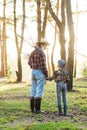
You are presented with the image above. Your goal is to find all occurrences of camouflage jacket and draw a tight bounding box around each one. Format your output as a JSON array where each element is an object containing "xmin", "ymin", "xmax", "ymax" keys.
[{"xmin": 49, "ymin": 69, "xmax": 70, "ymax": 83}]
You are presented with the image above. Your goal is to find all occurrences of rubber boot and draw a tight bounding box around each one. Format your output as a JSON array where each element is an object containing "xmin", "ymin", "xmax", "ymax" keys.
[
  {"xmin": 58, "ymin": 106, "xmax": 63, "ymax": 116},
  {"xmin": 30, "ymin": 97, "xmax": 34, "ymax": 113},
  {"xmin": 35, "ymin": 97, "xmax": 41, "ymax": 114},
  {"xmin": 64, "ymin": 106, "xmax": 67, "ymax": 116}
]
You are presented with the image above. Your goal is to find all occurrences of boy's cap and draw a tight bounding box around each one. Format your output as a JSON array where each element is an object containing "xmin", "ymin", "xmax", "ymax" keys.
[
  {"xmin": 36, "ymin": 39, "xmax": 49, "ymax": 46},
  {"xmin": 58, "ymin": 59, "xmax": 65, "ymax": 68}
]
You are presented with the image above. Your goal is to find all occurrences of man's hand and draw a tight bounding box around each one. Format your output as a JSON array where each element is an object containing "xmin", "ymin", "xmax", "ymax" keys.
[{"xmin": 46, "ymin": 77, "xmax": 53, "ymax": 81}]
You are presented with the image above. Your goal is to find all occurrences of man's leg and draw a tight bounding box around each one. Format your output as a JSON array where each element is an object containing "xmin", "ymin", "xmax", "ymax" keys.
[
  {"xmin": 35, "ymin": 70, "xmax": 45, "ymax": 113},
  {"xmin": 30, "ymin": 97, "xmax": 35, "ymax": 113},
  {"xmin": 30, "ymin": 70, "xmax": 37, "ymax": 113},
  {"xmin": 62, "ymin": 84, "xmax": 67, "ymax": 116}
]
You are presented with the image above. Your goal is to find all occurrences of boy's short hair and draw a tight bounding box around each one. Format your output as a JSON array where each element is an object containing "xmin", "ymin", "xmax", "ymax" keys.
[{"xmin": 58, "ymin": 59, "xmax": 65, "ymax": 68}]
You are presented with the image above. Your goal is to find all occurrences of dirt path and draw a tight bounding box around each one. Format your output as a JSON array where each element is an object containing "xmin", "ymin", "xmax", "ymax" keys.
[
  {"xmin": 0, "ymin": 78, "xmax": 29, "ymax": 91},
  {"xmin": 7, "ymin": 111, "xmax": 87, "ymax": 129}
]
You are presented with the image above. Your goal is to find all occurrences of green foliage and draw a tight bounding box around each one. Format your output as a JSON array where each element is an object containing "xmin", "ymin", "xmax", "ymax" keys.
[
  {"xmin": 29, "ymin": 122, "xmax": 80, "ymax": 130},
  {"xmin": 6, "ymin": 65, "xmax": 12, "ymax": 78},
  {"xmin": 81, "ymin": 66, "xmax": 87, "ymax": 77}
]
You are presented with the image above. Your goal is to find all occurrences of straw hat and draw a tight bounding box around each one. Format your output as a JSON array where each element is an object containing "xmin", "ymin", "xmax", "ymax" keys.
[{"xmin": 36, "ymin": 39, "xmax": 49, "ymax": 46}]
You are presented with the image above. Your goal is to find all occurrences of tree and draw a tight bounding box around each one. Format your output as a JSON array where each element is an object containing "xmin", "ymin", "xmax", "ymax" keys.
[
  {"xmin": 46, "ymin": 0, "xmax": 75, "ymax": 90},
  {"xmin": 36, "ymin": 0, "xmax": 51, "ymax": 76},
  {"xmin": 51, "ymin": 0, "xmax": 59, "ymax": 73},
  {"xmin": 73, "ymin": 0, "xmax": 78, "ymax": 78},
  {"xmin": 41, "ymin": 1, "xmax": 48, "ymax": 38},
  {"xmin": 36, "ymin": 0, "xmax": 41, "ymax": 41},
  {"xmin": 1, "ymin": 0, "xmax": 7, "ymax": 77},
  {"xmin": 46, "ymin": 0, "xmax": 66, "ymax": 61},
  {"xmin": 14, "ymin": 0, "xmax": 25, "ymax": 82},
  {"xmin": 41, "ymin": 1, "xmax": 51, "ymax": 76},
  {"xmin": 66, "ymin": 0, "xmax": 75, "ymax": 90}
]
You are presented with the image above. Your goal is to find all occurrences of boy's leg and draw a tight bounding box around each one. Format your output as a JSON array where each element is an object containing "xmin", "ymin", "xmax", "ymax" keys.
[
  {"xmin": 62, "ymin": 84, "xmax": 67, "ymax": 116},
  {"xmin": 56, "ymin": 84, "xmax": 62, "ymax": 116}
]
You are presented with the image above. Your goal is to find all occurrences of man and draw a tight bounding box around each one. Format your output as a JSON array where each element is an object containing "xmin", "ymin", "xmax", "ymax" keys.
[{"xmin": 28, "ymin": 39, "xmax": 49, "ymax": 113}]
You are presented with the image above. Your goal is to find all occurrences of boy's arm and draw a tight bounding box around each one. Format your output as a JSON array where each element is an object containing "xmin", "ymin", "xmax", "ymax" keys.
[
  {"xmin": 64, "ymin": 71, "xmax": 70, "ymax": 83},
  {"xmin": 46, "ymin": 76, "xmax": 54, "ymax": 81},
  {"xmin": 46, "ymin": 71, "xmax": 57, "ymax": 81}
]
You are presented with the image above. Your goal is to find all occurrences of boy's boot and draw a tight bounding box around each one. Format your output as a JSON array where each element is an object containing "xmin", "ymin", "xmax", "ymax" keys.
[
  {"xmin": 64, "ymin": 107, "xmax": 67, "ymax": 116},
  {"xmin": 58, "ymin": 106, "xmax": 63, "ymax": 116},
  {"xmin": 35, "ymin": 97, "xmax": 41, "ymax": 114},
  {"xmin": 30, "ymin": 97, "xmax": 35, "ymax": 113}
]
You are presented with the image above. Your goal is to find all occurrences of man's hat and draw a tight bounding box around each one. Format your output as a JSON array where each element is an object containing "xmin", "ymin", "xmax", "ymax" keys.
[
  {"xmin": 36, "ymin": 39, "xmax": 49, "ymax": 46},
  {"xmin": 58, "ymin": 59, "xmax": 65, "ymax": 68}
]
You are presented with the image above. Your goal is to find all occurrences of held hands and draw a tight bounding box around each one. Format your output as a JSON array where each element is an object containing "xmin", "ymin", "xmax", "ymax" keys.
[{"xmin": 46, "ymin": 77, "xmax": 53, "ymax": 81}]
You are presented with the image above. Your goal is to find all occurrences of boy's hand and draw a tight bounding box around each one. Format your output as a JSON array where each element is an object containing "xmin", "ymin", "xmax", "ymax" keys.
[
  {"xmin": 46, "ymin": 77, "xmax": 53, "ymax": 81},
  {"xmin": 46, "ymin": 77, "xmax": 49, "ymax": 80}
]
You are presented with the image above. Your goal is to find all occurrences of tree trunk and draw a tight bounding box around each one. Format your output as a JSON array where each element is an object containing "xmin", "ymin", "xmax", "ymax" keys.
[
  {"xmin": 14, "ymin": 0, "xmax": 25, "ymax": 82},
  {"xmin": 59, "ymin": 25, "xmax": 66, "ymax": 60},
  {"xmin": 74, "ymin": 0, "xmax": 78, "ymax": 78},
  {"xmin": 46, "ymin": 0, "xmax": 66, "ymax": 61},
  {"xmin": 41, "ymin": 2, "xmax": 51, "ymax": 76},
  {"xmin": 37, "ymin": 0, "xmax": 41, "ymax": 41},
  {"xmin": 51, "ymin": 26, "xmax": 56, "ymax": 73},
  {"xmin": 51, "ymin": 0, "xmax": 59, "ymax": 73},
  {"xmin": 1, "ymin": 0, "xmax": 7, "ymax": 77},
  {"xmin": 17, "ymin": 53, "xmax": 22, "ymax": 81},
  {"xmin": 66, "ymin": 0, "xmax": 75, "ymax": 90},
  {"xmin": 42, "ymin": 2, "xmax": 48, "ymax": 38}
]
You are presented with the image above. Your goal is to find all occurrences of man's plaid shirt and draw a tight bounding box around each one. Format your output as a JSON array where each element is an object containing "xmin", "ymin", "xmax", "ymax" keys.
[{"xmin": 28, "ymin": 48, "xmax": 48, "ymax": 78}]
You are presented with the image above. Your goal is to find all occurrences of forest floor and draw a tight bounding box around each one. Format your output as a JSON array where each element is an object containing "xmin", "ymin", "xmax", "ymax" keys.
[{"xmin": 0, "ymin": 78, "xmax": 87, "ymax": 130}]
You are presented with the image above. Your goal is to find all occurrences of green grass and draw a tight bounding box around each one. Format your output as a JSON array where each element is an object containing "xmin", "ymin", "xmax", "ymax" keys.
[
  {"xmin": 28, "ymin": 121, "xmax": 81, "ymax": 130},
  {"xmin": 0, "ymin": 79, "xmax": 87, "ymax": 130}
]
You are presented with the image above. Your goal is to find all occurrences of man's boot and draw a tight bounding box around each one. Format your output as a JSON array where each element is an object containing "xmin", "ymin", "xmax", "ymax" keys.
[
  {"xmin": 35, "ymin": 97, "xmax": 41, "ymax": 114},
  {"xmin": 30, "ymin": 97, "xmax": 34, "ymax": 113}
]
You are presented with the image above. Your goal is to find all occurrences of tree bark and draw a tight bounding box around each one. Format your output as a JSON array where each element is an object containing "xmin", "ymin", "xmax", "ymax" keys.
[
  {"xmin": 46, "ymin": 0, "xmax": 66, "ymax": 61},
  {"xmin": 66, "ymin": 0, "xmax": 75, "ymax": 90},
  {"xmin": 51, "ymin": 0, "xmax": 59, "ymax": 73},
  {"xmin": 14, "ymin": 0, "xmax": 25, "ymax": 82},
  {"xmin": 37, "ymin": 0, "xmax": 41, "ymax": 41},
  {"xmin": 1, "ymin": 0, "xmax": 7, "ymax": 77}
]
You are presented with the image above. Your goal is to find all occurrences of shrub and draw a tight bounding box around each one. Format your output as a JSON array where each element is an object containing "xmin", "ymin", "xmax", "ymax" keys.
[{"xmin": 82, "ymin": 66, "xmax": 87, "ymax": 77}]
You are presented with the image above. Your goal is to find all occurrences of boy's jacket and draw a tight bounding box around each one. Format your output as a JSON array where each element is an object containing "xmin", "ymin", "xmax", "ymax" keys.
[{"xmin": 49, "ymin": 69, "xmax": 70, "ymax": 83}]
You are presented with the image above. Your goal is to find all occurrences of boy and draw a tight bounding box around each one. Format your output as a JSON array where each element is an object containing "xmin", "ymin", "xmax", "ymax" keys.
[{"xmin": 48, "ymin": 59, "xmax": 70, "ymax": 116}]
